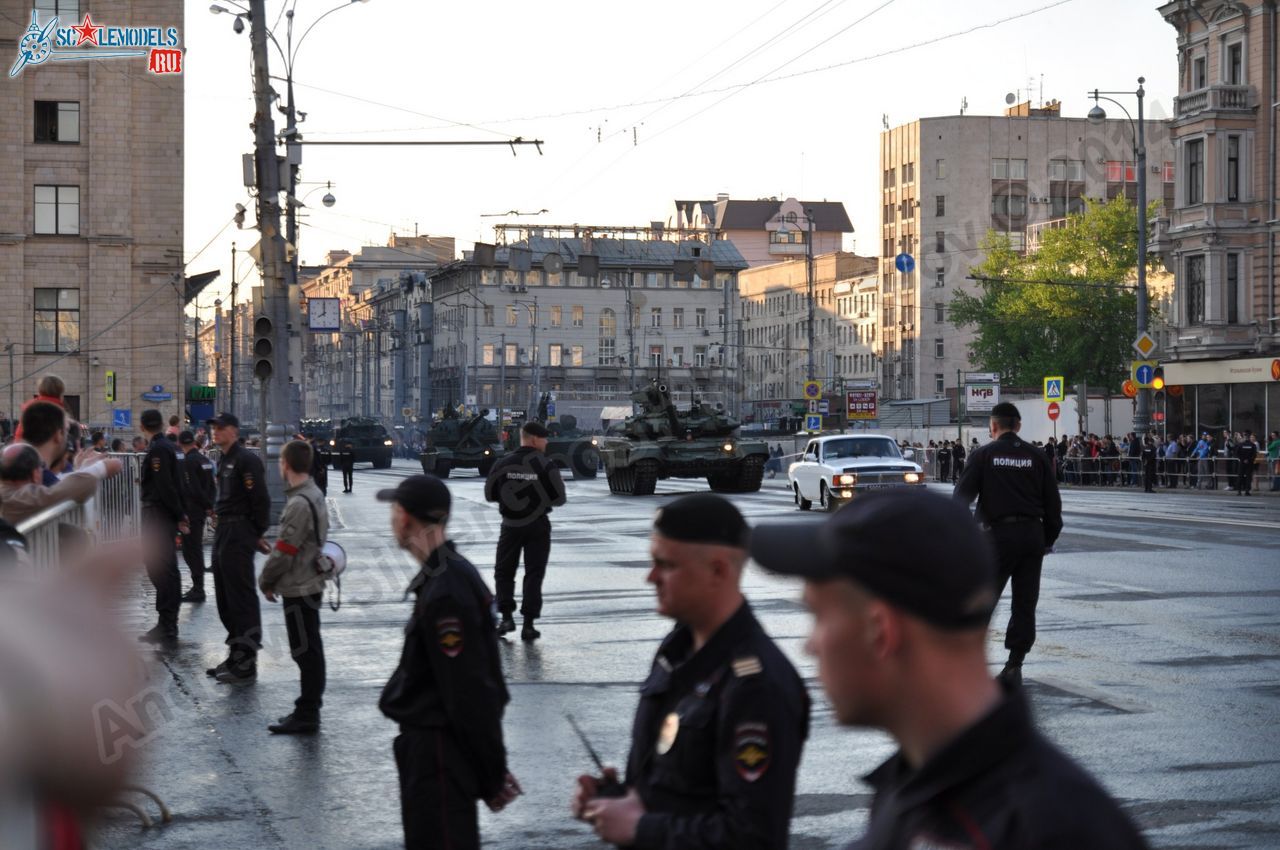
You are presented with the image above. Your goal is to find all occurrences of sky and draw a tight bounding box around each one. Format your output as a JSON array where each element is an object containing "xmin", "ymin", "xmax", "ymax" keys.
[{"xmin": 183, "ymin": 0, "xmax": 1180, "ymax": 312}]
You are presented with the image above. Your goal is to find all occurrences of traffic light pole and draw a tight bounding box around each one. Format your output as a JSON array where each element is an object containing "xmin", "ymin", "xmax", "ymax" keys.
[{"xmin": 249, "ymin": 0, "xmax": 290, "ymax": 519}]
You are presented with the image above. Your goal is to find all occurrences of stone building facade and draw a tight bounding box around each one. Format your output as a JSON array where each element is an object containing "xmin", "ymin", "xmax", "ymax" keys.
[{"xmin": 0, "ymin": 0, "xmax": 184, "ymax": 431}]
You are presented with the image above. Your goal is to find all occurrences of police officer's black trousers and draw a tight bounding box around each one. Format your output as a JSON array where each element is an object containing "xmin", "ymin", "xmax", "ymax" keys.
[
  {"xmin": 282, "ymin": 592, "xmax": 325, "ymax": 719},
  {"xmin": 494, "ymin": 517, "xmax": 551, "ymax": 619},
  {"xmin": 394, "ymin": 728, "xmax": 480, "ymax": 850},
  {"xmin": 1237, "ymin": 465, "xmax": 1254, "ymax": 494},
  {"xmin": 142, "ymin": 507, "xmax": 180, "ymax": 634},
  {"xmin": 342, "ymin": 464, "xmax": 354, "ymax": 491},
  {"xmin": 181, "ymin": 515, "xmax": 206, "ymax": 592},
  {"xmin": 1143, "ymin": 464, "xmax": 1157, "ymax": 492},
  {"xmin": 212, "ymin": 519, "xmax": 263, "ymax": 669},
  {"xmin": 990, "ymin": 521, "xmax": 1045, "ymax": 656}
]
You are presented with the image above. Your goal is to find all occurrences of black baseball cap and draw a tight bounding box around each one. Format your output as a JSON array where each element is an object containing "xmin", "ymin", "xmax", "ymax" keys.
[
  {"xmin": 177, "ymin": 430, "xmax": 195, "ymax": 445},
  {"xmin": 207, "ymin": 411, "xmax": 240, "ymax": 429},
  {"xmin": 654, "ymin": 493, "xmax": 749, "ymax": 549},
  {"xmin": 376, "ymin": 474, "xmax": 451, "ymax": 524},
  {"xmin": 140, "ymin": 408, "xmax": 163, "ymax": 430},
  {"xmin": 750, "ymin": 489, "xmax": 997, "ymax": 630}
]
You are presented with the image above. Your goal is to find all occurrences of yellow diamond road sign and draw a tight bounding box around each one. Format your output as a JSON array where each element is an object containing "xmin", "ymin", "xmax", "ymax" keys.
[{"xmin": 1133, "ymin": 332, "xmax": 1158, "ymax": 358}]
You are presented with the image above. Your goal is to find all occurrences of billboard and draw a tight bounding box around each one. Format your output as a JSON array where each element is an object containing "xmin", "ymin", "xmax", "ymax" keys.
[
  {"xmin": 846, "ymin": 390, "xmax": 877, "ymax": 421},
  {"xmin": 965, "ymin": 383, "xmax": 1000, "ymax": 413}
]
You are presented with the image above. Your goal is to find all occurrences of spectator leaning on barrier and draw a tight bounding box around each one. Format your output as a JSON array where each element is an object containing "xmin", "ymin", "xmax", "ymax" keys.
[
  {"xmin": 0, "ymin": 442, "xmax": 122, "ymax": 526},
  {"xmin": 20, "ymin": 401, "xmax": 71, "ymax": 486}
]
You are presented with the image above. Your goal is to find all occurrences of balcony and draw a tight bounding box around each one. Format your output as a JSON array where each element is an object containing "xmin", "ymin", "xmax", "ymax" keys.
[
  {"xmin": 1174, "ymin": 84, "xmax": 1252, "ymax": 119},
  {"xmin": 1025, "ymin": 217, "xmax": 1070, "ymax": 252}
]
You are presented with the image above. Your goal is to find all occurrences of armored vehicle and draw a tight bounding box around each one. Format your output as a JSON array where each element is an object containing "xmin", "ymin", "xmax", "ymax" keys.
[
  {"xmin": 597, "ymin": 382, "xmax": 769, "ymax": 495},
  {"xmin": 420, "ymin": 409, "xmax": 505, "ymax": 478},
  {"xmin": 520, "ymin": 393, "xmax": 599, "ymax": 479},
  {"xmin": 332, "ymin": 416, "xmax": 394, "ymax": 469}
]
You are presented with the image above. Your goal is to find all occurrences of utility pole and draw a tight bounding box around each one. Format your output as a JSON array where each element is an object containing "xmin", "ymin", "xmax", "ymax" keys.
[
  {"xmin": 497, "ymin": 332, "xmax": 506, "ymax": 432},
  {"xmin": 229, "ymin": 242, "xmax": 237, "ymax": 416},
  {"xmin": 806, "ymin": 210, "xmax": 815, "ymax": 382},
  {"xmin": 248, "ymin": 0, "xmax": 290, "ymax": 514}
]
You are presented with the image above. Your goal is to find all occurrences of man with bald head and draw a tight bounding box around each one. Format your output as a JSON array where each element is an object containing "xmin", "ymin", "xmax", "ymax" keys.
[
  {"xmin": 751, "ymin": 489, "xmax": 1147, "ymax": 850},
  {"xmin": 572, "ymin": 493, "xmax": 809, "ymax": 849}
]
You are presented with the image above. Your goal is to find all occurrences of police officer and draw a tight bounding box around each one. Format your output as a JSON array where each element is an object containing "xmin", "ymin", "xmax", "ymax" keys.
[
  {"xmin": 338, "ymin": 440, "xmax": 356, "ymax": 493},
  {"xmin": 1235, "ymin": 431, "xmax": 1259, "ymax": 496},
  {"xmin": 178, "ymin": 430, "xmax": 216, "ymax": 603},
  {"xmin": 1141, "ymin": 435, "xmax": 1159, "ymax": 493},
  {"xmin": 484, "ymin": 420, "xmax": 566, "ymax": 641},
  {"xmin": 749, "ymin": 490, "xmax": 1149, "ymax": 850},
  {"xmin": 377, "ymin": 475, "xmax": 521, "ymax": 849},
  {"xmin": 138, "ymin": 409, "xmax": 188, "ymax": 647},
  {"xmin": 206, "ymin": 412, "xmax": 270, "ymax": 684},
  {"xmin": 308, "ymin": 435, "xmax": 330, "ymax": 496},
  {"xmin": 954, "ymin": 401, "xmax": 1062, "ymax": 686},
  {"xmin": 572, "ymin": 494, "xmax": 809, "ymax": 848}
]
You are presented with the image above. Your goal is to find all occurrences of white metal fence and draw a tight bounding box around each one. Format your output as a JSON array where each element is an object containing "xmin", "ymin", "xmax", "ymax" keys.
[{"xmin": 14, "ymin": 453, "xmax": 144, "ymax": 568}]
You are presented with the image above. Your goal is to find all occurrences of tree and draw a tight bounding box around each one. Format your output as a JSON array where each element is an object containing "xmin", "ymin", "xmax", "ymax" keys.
[{"xmin": 949, "ymin": 195, "xmax": 1159, "ymax": 395}]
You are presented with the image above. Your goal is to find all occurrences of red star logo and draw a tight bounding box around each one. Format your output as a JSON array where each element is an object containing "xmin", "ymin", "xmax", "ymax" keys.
[{"xmin": 71, "ymin": 13, "xmax": 102, "ymax": 47}]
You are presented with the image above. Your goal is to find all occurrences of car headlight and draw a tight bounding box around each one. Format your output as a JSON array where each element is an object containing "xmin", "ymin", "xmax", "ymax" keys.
[
  {"xmin": 383, "ymin": 439, "xmax": 394, "ymax": 446},
  {"xmin": 722, "ymin": 442, "xmax": 734, "ymax": 452},
  {"xmin": 904, "ymin": 472, "xmax": 921, "ymax": 484},
  {"xmin": 328, "ymin": 440, "xmax": 335, "ymax": 446},
  {"xmin": 590, "ymin": 438, "xmax": 598, "ymax": 446},
  {"xmin": 835, "ymin": 473, "xmax": 857, "ymax": 486}
]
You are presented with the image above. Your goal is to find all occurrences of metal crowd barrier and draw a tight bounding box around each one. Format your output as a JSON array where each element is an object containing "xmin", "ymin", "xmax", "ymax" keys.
[
  {"xmin": 13, "ymin": 453, "xmax": 144, "ymax": 568},
  {"xmin": 1057, "ymin": 455, "xmax": 1266, "ymax": 490}
]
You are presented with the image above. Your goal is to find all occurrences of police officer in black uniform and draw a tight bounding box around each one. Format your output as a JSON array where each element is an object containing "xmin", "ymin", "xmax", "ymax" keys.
[
  {"xmin": 377, "ymin": 475, "xmax": 521, "ymax": 850},
  {"xmin": 1141, "ymin": 435, "xmax": 1159, "ymax": 493},
  {"xmin": 1235, "ymin": 431, "xmax": 1260, "ymax": 496},
  {"xmin": 206, "ymin": 412, "xmax": 270, "ymax": 684},
  {"xmin": 572, "ymin": 494, "xmax": 809, "ymax": 849},
  {"xmin": 178, "ymin": 430, "xmax": 216, "ymax": 602},
  {"xmin": 338, "ymin": 440, "xmax": 356, "ymax": 492},
  {"xmin": 749, "ymin": 490, "xmax": 1148, "ymax": 850},
  {"xmin": 484, "ymin": 420, "xmax": 566, "ymax": 641},
  {"xmin": 954, "ymin": 401, "xmax": 1062, "ymax": 687},
  {"xmin": 138, "ymin": 409, "xmax": 188, "ymax": 647}
]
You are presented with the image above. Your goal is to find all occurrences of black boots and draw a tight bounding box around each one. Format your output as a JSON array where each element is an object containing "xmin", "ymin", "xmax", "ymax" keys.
[
  {"xmin": 998, "ymin": 650, "xmax": 1026, "ymax": 688},
  {"xmin": 498, "ymin": 614, "xmax": 516, "ymax": 635},
  {"xmin": 268, "ymin": 713, "xmax": 319, "ymax": 735},
  {"xmin": 521, "ymin": 618, "xmax": 541, "ymax": 642}
]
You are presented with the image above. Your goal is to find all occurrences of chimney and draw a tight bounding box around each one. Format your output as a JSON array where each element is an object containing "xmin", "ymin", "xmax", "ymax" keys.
[{"xmin": 650, "ymin": 221, "xmax": 665, "ymax": 239}]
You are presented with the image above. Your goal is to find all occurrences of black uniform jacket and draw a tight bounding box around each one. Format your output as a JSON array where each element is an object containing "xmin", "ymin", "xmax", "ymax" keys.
[
  {"xmin": 484, "ymin": 446, "xmax": 566, "ymax": 524},
  {"xmin": 141, "ymin": 434, "xmax": 186, "ymax": 524},
  {"xmin": 847, "ymin": 686, "xmax": 1149, "ymax": 850},
  {"xmin": 954, "ymin": 432, "xmax": 1063, "ymax": 547},
  {"xmin": 181, "ymin": 449, "xmax": 217, "ymax": 516},
  {"xmin": 214, "ymin": 442, "xmax": 270, "ymax": 536},
  {"xmin": 626, "ymin": 602, "xmax": 810, "ymax": 850},
  {"xmin": 379, "ymin": 541, "xmax": 510, "ymax": 801}
]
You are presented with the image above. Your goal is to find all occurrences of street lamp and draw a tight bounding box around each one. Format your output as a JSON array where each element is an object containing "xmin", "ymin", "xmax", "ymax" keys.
[
  {"xmin": 600, "ymin": 273, "xmax": 635, "ymax": 390},
  {"xmin": 1088, "ymin": 76, "xmax": 1151, "ymax": 433}
]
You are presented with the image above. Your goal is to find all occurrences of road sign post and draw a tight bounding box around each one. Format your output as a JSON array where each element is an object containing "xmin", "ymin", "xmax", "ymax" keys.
[{"xmin": 1047, "ymin": 400, "xmax": 1060, "ymax": 442}]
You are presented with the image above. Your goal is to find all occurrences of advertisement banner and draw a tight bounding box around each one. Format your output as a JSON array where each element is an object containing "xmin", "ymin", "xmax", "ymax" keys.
[
  {"xmin": 965, "ymin": 383, "xmax": 1000, "ymax": 413},
  {"xmin": 846, "ymin": 390, "xmax": 877, "ymax": 420}
]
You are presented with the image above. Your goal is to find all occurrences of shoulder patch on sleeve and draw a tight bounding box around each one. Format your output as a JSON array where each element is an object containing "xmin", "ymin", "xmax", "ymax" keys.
[
  {"xmin": 437, "ymin": 617, "xmax": 463, "ymax": 657},
  {"xmin": 732, "ymin": 722, "xmax": 771, "ymax": 781},
  {"xmin": 150, "ymin": 457, "xmax": 161, "ymax": 471},
  {"xmin": 732, "ymin": 656, "xmax": 762, "ymax": 678},
  {"xmin": 243, "ymin": 471, "xmax": 255, "ymax": 490}
]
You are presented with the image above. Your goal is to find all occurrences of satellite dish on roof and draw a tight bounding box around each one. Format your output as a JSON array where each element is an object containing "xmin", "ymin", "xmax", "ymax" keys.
[
  {"xmin": 1005, "ymin": 92, "xmax": 1016, "ymax": 105},
  {"xmin": 543, "ymin": 253, "xmax": 563, "ymax": 274}
]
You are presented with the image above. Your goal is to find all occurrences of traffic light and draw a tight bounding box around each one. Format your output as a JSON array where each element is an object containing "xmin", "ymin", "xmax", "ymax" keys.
[
  {"xmin": 1151, "ymin": 366, "xmax": 1165, "ymax": 391},
  {"xmin": 253, "ymin": 315, "xmax": 274, "ymax": 380}
]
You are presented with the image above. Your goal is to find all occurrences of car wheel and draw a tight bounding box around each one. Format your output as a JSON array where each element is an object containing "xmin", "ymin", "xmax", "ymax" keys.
[
  {"xmin": 794, "ymin": 483, "xmax": 812, "ymax": 511},
  {"xmin": 820, "ymin": 483, "xmax": 839, "ymax": 512}
]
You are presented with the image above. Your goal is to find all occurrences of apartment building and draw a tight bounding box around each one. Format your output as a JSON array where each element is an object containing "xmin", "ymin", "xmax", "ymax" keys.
[
  {"xmin": 428, "ymin": 228, "xmax": 747, "ymax": 428},
  {"xmin": 879, "ymin": 102, "xmax": 1174, "ymax": 401},
  {"xmin": 666, "ymin": 195, "xmax": 852, "ymax": 267},
  {"xmin": 737, "ymin": 252, "xmax": 878, "ymax": 424},
  {"xmin": 0, "ymin": 1, "xmax": 184, "ymax": 430},
  {"xmin": 1153, "ymin": 0, "xmax": 1280, "ymax": 437}
]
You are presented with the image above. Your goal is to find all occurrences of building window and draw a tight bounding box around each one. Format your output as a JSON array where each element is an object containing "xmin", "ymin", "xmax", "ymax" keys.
[
  {"xmin": 549, "ymin": 344, "xmax": 562, "ymax": 367},
  {"xmin": 883, "ymin": 167, "xmax": 896, "ymax": 188},
  {"xmin": 1186, "ymin": 139, "xmax": 1204, "ymax": 205},
  {"xmin": 650, "ymin": 307, "xmax": 662, "ymax": 328},
  {"xmin": 598, "ymin": 337, "xmax": 616, "ymax": 365},
  {"xmin": 1163, "ymin": 161, "xmax": 1175, "ymax": 183},
  {"xmin": 550, "ymin": 305, "xmax": 562, "ymax": 327},
  {"xmin": 935, "ymin": 268, "xmax": 945, "ymax": 288},
  {"xmin": 482, "ymin": 305, "xmax": 494, "ymax": 326},
  {"xmin": 1226, "ymin": 134, "xmax": 1240, "ymax": 202},
  {"xmin": 672, "ymin": 307, "xmax": 684, "ymax": 329},
  {"xmin": 1226, "ymin": 41, "xmax": 1243, "ymax": 85},
  {"xmin": 506, "ymin": 305, "xmax": 518, "ymax": 326},
  {"xmin": 935, "ymin": 303, "xmax": 945, "ymax": 323},
  {"xmin": 648, "ymin": 345, "xmax": 663, "ymax": 368},
  {"xmin": 992, "ymin": 158, "xmax": 1027, "ymax": 180},
  {"xmin": 672, "ymin": 346, "xmax": 685, "ymax": 367},
  {"xmin": 482, "ymin": 344, "xmax": 495, "ymax": 366},
  {"xmin": 571, "ymin": 305, "xmax": 584, "ymax": 327},
  {"xmin": 1048, "ymin": 159, "xmax": 1084, "ymax": 181},
  {"xmin": 1192, "ymin": 54, "xmax": 1207, "ymax": 89},
  {"xmin": 934, "ymin": 338, "xmax": 944, "ymax": 358},
  {"xmin": 571, "ymin": 345, "xmax": 584, "ymax": 367},
  {"xmin": 935, "ymin": 231, "xmax": 945, "ymax": 253},
  {"xmin": 34, "ymin": 288, "xmax": 79, "ymax": 353},
  {"xmin": 33, "ymin": 185, "xmax": 79, "ymax": 235},
  {"xmin": 935, "ymin": 373, "xmax": 945, "ymax": 394},
  {"xmin": 694, "ymin": 346, "xmax": 707, "ymax": 367},
  {"xmin": 34, "ymin": 1, "xmax": 79, "ymax": 18},
  {"xmin": 1226, "ymin": 253, "xmax": 1240, "ymax": 324},
  {"xmin": 34, "ymin": 101, "xmax": 79, "ymax": 144},
  {"xmin": 935, "ymin": 159, "xmax": 946, "ymax": 180},
  {"xmin": 599, "ymin": 307, "xmax": 617, "ymax": 338},
  {"xmin": 504, "ymin": 342, "xmax": 517, "ymax": 366},
  {"xmin": 695, "ymin": 308, "xmax": 707, "ymax": 329},
  {"xmin": 1106, "ymin": 160, "xmax": 1137, "ymax": 182},
  {"xmin": 1185, "ymin": 254, "xmax": 1205, "ymax": 325},
  {"xmin": 718, "ymin": 308, "xmax": 725, "ymax": 327},
  {"xmin": 936, "ymin": 195, "xmax": 945, "ymax": 217},
  {"xmin": 991, "ymin": 194, "xmax": 1026, "ymax": 218}
]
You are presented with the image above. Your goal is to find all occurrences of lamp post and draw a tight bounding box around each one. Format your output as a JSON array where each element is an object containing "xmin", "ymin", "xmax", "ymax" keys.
[
  {"xmin": 601, "ymin": 272, "xmax": 635, "ymax": 390},
  {"xmin": 504, "ymin": 289, "xmax": 540, "ymax": 417},
  {"xmin": 1088, "ymin": 76, "xmax": 1150, "ymax": 433}
]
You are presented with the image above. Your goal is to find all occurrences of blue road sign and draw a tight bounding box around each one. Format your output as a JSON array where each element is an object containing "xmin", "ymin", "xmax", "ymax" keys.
[
  {"xmin": 804, "ymin": 414, "xmax": 823, "ymax": 431},
  {"xmin": 112, "ymin": 409, "xmax": 131, "ymax": 428},
  {"xmin": 1135, "ymin": 363, "xmax": 1154, "ymax": 385},
  {"xmin": 546, "ymin": 402, "xmax": 556, "ymax": 417},
  {"xmin": 894, "ymin": 253, "xmax": 916, "ymax": 274}
]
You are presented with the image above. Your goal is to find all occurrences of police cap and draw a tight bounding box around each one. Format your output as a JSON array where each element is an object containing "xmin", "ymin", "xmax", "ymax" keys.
[
  {"xmin": 750, "ymin": 489, "xmax": 997, "ymax": 630},
  {"xmin": 522, "ymin": 421, "xmax": 550, "ymax": 438},
  {"xmin": 653, "ymin": 493, "xmax": 749, "ymax": 549},
  {"xmin": 376, "ymin": 474, "xmax": 451, "ymax": 524},
  {"xmin": 140, "ymin": 409, "xmax": 163, "ymax": 430},
  {"xmin": 178, "ymin": 430, "xmax": 195, "ymax": 445}
]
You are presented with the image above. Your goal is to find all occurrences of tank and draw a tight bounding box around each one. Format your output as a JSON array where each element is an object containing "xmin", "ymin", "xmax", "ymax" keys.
[
  {"xmin": 332, "ymin": 416, "xmax": 394, "ymax": 469},
  {"xmin": 420, "ymin": 409, "xmax": 506, "ymax": 478},
  {"xmin": 523, "ymin": 393, "xmax": 600, "ymax": 479},
  {"xmin": 597, "ymin": 381, "xmax": 769, "ymax": 496}
]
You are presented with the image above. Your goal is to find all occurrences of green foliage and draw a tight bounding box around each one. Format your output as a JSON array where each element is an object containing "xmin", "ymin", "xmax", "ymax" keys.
[{"xmin": 949, "ymin": 196, "xmax": 1158, "ymax": 392}]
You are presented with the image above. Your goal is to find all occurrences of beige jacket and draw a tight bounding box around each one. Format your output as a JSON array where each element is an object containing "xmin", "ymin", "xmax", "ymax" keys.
[
  {"xmin": 258, "ymin": 478, "xmax": 329, "ymax": 598},
  {"xmin": 0, "ymin": 465, "xmax": 109, "ymax": 527}
]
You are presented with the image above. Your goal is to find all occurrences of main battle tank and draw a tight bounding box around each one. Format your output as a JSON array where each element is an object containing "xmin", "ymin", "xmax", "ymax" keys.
[
  {"xmin": 420, "ymin": 409, "xmax": 505, "ymax": 478},
  {"xmin": 597, "ymin": 381, "xmax": 768, "ymax": 496},
  {"xmin": 530, "ymin": 393, "xmax": 599, "ymax": 479}
]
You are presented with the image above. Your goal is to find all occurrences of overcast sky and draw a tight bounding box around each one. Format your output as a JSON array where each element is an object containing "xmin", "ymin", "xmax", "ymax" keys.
[{"xmin": 183, "ymin": 0, "xmax": 1178, "ymax": 310}]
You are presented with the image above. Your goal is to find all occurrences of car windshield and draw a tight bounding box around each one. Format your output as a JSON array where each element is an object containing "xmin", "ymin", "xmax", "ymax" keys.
[{"xmin": 822, "ymin": 438, "xmax": 901, "ymax": 460}]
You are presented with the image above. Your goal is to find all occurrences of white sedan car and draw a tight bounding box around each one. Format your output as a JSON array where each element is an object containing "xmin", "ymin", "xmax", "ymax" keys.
[{"xmin": 788, "ymin": 434, "xmax": 925, "ymax": 511}]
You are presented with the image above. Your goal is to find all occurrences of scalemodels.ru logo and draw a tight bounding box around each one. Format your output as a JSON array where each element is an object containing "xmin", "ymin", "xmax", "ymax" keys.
[{"xmin": 9, "ymin": 10, "xmax": 182, "ymax": 78}]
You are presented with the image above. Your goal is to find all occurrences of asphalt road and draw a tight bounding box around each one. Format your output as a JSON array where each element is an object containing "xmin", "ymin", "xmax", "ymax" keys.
[{"xmin": 97, "ymin": 459, "xmax": 1280, "ymax": 849}]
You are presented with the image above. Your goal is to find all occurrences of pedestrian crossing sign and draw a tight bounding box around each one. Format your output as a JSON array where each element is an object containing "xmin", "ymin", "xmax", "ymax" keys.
[
  {"xmin": 1043, "ymin": 376, "xmax": 1065, "ymax": 402},
  {"xmin": 804, "ymin": 414, "xmax": 822, "ymax": 432}
]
